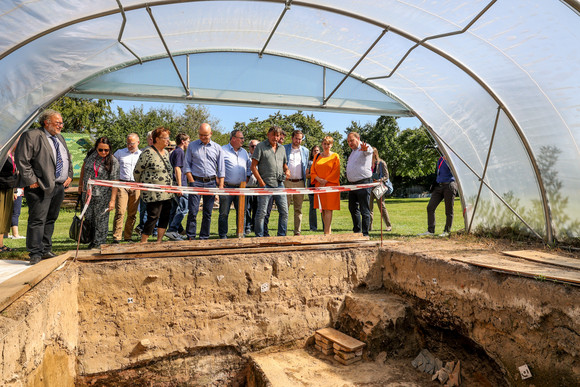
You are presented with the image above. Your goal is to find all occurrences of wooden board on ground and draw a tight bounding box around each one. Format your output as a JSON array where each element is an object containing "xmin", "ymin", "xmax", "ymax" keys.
[
  {"xmin": 78, "ymin": 241, "xmax": 380, "ymax": 261},
  {"xmin": 334, "ymin": 354, "xmax": 361, "ymax": 365},
  {"xmin": 452, "ymin": 255, "xmax": 580, "ymax": 285},
  {"xmin": 99, "ymin": 233, "xmax": 370, "ymax": 255},
  {"xmin": 502, "ymin": 250, "xmax": 580, "ymax": 271},
  {"xmin": 0, "ymin": 252, "xmax": 71, "ymax": 312},
  {"xmin": 315, "ymin": 327, "xmax": 366, "ymax": 352}
]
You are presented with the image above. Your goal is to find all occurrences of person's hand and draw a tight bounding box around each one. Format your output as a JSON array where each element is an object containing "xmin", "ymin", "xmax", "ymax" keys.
[
  {"xmin": 108, "ymin": 200, "xmax": 115, "ymax": 212},
  {"xmin": 259, "ymin": 180, "xmax": 266, "ymax": 188},
  {"xmin": 30, "ymin": 182, "xmax": 39, "ymax": 189},
  {"xmin": 318, "ymin": 178, "xmax": 328, "ymax": 187},
  {"xmin": 64, "ymin": 177, "xmax": 72, "ymax": 188},
  {"xmin": 285, "ymin": 169, "xmax": 291, "ymax": 179},
  {"xmin": 13, "ymin": 193, "xmax": 17, "ymax": 200},
  {"xmin": 360, "ymin": 142, "xmax": 369, "ymax": 152}
]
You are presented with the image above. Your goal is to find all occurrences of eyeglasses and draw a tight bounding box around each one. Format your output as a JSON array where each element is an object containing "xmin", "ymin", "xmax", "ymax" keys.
[
  {"xmin": 236, "ymin": 136, "xmax": 245, "ymax": 140},
  {"xmin": 97, "ymin": 148, "xmax": 110, "ymax": 153},
  {"xmin": 158, "ymin": 137, "xmax": 170, "ymax": 141},
  {"xmin": 50, "ymin": 121, "xmax": 64, "ymax": 126}
]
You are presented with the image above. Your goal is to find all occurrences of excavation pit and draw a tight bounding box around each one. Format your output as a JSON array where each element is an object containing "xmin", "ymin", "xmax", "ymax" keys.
[{"xmin": 1, "ymin": 236, "xmax": 578, "ymax": 386}]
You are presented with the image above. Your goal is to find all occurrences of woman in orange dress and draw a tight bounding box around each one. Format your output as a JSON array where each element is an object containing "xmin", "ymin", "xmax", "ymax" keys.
[{"xmin": 311, "ymin": 136, "xmax": 340, "ymax": 234}]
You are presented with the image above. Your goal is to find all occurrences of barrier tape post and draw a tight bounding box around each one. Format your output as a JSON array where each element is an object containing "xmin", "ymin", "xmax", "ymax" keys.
[{"xmin": 237, "ymin": 181, "xmax": 246, "ymax": 238}]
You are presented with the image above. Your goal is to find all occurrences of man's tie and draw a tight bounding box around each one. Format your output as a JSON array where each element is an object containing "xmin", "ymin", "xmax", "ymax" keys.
[{"xmin": 50, "ymin": 136, "xmax": 63, "ymax": 178}]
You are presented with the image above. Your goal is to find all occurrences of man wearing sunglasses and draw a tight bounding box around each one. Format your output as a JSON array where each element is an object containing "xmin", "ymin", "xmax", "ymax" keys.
[{"xmin": 14, "ymin": 109, "xmax": 73, "ymax": 265}]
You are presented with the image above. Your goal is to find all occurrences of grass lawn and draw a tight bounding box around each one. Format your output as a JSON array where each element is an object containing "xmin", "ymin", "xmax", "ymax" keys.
[{"xmin": 1, "ymin": 196, "xmax": 463, "ymax": 260}]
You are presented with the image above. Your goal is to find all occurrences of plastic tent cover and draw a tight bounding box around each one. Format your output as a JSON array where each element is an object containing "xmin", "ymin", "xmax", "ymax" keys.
[{"xmin": 1, "ymin": 0, "xmax": 579, "ymax": 242}]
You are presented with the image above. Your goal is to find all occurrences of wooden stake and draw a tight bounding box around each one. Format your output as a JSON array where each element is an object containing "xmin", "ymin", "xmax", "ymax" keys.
[{"xmin": 237, "ymin": 182, "xmax": 246, "ymax": 238}]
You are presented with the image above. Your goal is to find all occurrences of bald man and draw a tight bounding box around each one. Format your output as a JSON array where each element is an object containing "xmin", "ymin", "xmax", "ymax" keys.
[{"xmin": 183, "ymin": 123, "xmax": 225, "ymax": 240}]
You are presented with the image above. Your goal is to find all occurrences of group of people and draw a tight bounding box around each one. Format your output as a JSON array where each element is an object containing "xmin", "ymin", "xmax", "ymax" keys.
[{"xmin": 4, "ymin": 108, "xmax": 457, "ymax": 265}]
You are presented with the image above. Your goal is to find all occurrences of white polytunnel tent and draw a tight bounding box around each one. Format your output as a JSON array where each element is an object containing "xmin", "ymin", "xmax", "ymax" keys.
[{"xmin": 1, "ymin": 0, "xmax": 579, "ymax": 243}]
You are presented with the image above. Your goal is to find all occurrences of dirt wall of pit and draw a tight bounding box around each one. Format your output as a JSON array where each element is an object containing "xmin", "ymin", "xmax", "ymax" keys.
[
  {"xmin": 76, "ymin": 248, "xmax": 381, "ymax": 375},
  {"xmin": 0, "ymin": 262, "xmax": 79, "ymax": 387},
  {"xmin": 378, "ymin": 247, "xmax": 580, "ymax": 385}
]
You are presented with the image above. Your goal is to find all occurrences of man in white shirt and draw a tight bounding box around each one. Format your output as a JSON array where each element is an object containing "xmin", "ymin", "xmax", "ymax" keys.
[
  {"xmin": 283, "ymin": 130, "xmax": 309, "ymax": 236},
  {"xmin": 112, "ymin": 133, "xmax": 141, "ymax": 243},
  {"xmin": 346, "ymin": 132, "xmax": 373, "ymax": 237}
]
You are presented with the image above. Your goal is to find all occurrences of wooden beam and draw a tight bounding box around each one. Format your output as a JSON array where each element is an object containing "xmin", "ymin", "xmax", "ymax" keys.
[
  {"xmin": 452, "ymin": 255, "xmax": 580, "ymax": 285},
  {"xmin": 99, "ymin": 233, "xmax": 369, "ymax": 255},
  {"xmin": 0, "ymin": 252, "xmax": 71, "ymax": 312},
  {"xmin": 78, "ymin": 241, "xmax": 380, "ymax": 261},
  {"xmin": 502, "ymin": 250, "xmax": 580, "ymax": 271}
]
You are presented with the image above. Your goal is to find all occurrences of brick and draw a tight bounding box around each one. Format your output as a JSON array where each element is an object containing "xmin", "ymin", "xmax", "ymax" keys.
[{"xmin": 334, "ymin": 354, "xmax": 361, "ymax": 365}]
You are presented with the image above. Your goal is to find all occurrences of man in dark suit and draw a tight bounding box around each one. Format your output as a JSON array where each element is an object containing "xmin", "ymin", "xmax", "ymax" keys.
[{"xmin": 14, "ymin": 109, "xmax": 73, "ymax": 264}]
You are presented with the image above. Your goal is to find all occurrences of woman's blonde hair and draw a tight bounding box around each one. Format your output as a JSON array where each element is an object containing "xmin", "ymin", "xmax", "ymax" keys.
[{"xmin": 322, "ymin": 135, "xmax": 334, "ymax": 145}]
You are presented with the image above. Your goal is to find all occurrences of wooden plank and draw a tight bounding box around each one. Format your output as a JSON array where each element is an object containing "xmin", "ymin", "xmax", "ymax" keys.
[
  {"xmin": 452, "ymin": 255, "xmax": 580, "ymax": 285},
  {"xmin": 315, "ymin": 328, "xmax": 366, "ymax": 352},
  {"xmin": 78, "ymin": 242, "xmax": 380, "ymax": 261},
  {"xmin": 0, "ymin": 252, "xmax": 71, "ymax": 312},
  {"xmin": 502, "ymin": 250, "xmax": 580, "ymax": 271},
  {"xmin": 99, "ymin": 233, "xmax": 370, "ymax": 255}
]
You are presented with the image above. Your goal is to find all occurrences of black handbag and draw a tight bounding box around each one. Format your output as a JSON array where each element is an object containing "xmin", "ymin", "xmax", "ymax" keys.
[{"xmin": 69, "ymin": 196, "xmax": 93, "ymax": 244}]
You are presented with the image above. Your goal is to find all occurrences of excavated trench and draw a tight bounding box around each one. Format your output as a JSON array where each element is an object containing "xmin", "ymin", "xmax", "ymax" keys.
[{"xmin": 1, "ymin": 239, "xmax": 578, "ymax": 386}]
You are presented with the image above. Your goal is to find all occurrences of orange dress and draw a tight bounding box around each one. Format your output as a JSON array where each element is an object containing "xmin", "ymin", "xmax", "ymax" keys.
[{"xmin": 311, "ymin": 152, "xmax": 340, "ymax": 210}]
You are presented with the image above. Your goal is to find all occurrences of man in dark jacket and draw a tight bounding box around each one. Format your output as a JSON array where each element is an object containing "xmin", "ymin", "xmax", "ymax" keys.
[{"xmin": 14, "ymin": 109, "xmax": 73, "ymax": 264}]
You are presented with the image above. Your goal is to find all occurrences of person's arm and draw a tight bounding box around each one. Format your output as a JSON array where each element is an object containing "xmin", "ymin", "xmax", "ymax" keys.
[
  {"xmin": 78, "ymin": 160, "xmax": 86, "ymax": 194},
  {"xmin": 183, "ymin": 146, "xmax": 194, "ymax": 183},
  {"xmin": 251, "ymin": 159, "xmax": 265, "ymax": 187},
  {"xmin": 328, "ymin": 154, "xmax": 341, "ymax": 185},
  {"xmin": 311, "ymin": 157, "xmax": 327, "ymax": 187},
  {"xmin": 380, "ymin": 160, "xmax": 389, "ymax": 181},
  {"xmin": 216, "ymin": 177, "xmax": 224, "ymax": 189},
  {"xmin": 14, "ymin": 133, "xmax": 39, "ymax": 188},
  {"xmin": 174, "ymin": 166, "xmax": 182, "ymax": 186},
  {"xmin": 284, "ymin": 162, "xmax": 290, "ymax": 179}
]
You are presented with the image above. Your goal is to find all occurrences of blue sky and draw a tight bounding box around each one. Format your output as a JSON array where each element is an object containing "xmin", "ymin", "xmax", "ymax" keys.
[{"xmin": 111, "ymin": 100, "xmax": 422, "ymax": 135}]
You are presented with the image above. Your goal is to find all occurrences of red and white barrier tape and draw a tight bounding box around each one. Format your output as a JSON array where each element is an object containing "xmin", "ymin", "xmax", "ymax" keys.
[
  {"xmin": 82, "ymin": 179, "xmax": 378, "ymax": 217},
  {"xmin": 86, "ymin": 179, "xmax": 377, "ymax": 197}
]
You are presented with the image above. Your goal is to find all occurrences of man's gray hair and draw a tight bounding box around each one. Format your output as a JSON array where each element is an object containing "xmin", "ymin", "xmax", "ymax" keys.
[
  {"xmin": 267, "ymin": 126, "xmax": 283, "ymax": 135},
  {"xmin": 348, "ymin": 132, "xmax": 360, "ymax": 139},
  {"xmin": 127, "ymin": 132, "xmax": 139, "ymax": 140},
  {"xmin": 38, "ymin": 109, "xmax": 61, "ymax": 127},
  {"xmin": 230, "ymin": 129, "xmax": 243, "ymax": 140}
]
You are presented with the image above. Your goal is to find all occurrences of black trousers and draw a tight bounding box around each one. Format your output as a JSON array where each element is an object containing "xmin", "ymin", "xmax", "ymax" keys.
[
  {"xmin": 144, "ymin": 199, "xmax": 172, "ymax": 235},
  {"xmin": 348, "ymin": 178, "xmax": 372, "ymax": 236},
  {"xmin": 427, "ymin": 181, "xmax": 458, "ymax": 233},
  {"xmin": 24, "ymin": 183, "xmax": 65, "ymax": 258}
]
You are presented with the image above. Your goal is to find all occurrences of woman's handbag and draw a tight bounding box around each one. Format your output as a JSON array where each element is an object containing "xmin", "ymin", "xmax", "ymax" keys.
[{"xmin": 69, "ymin": 196, "xmax": 93, "ymax": 244}]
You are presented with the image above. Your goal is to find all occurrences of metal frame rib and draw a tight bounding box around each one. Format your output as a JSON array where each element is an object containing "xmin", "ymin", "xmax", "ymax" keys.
[
  {"xmin": 116, "ymin": 0, "xmax": 142, "ymax": 64},
  {"xmin": 259, "ymin": 0, "xmax": 293, "ymax": 58},
  {"xmin": 323, "ymin": 28, "xmax": 388, "ymax": 105},
  {"xmin": 146, "ymin": 5, "xmax": 191, "ymax": 97}
]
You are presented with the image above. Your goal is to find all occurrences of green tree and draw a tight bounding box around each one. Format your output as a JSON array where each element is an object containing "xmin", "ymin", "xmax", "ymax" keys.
[{"xmin": 47, "ymin": 97, "xmax": 112, "ymax": 133}]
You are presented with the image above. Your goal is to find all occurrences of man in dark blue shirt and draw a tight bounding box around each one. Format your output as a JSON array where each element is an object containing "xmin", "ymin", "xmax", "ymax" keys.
[{"xmin": 419, "ymin": 156, "xmax": 458, "ymax": 237}]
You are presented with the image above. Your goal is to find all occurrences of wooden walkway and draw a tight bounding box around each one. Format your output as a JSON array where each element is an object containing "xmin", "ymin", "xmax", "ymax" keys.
[{"xmin": 452, "ymin": 250, "xmax": 580, "ymax": 286}]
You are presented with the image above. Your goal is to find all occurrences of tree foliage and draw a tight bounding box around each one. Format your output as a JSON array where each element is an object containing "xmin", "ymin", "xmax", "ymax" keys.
[{"xmin": 46, "ymin": 97, "xmax": 112, "ymax": 133}]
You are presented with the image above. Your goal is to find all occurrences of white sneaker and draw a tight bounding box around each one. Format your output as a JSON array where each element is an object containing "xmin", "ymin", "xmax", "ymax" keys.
[
  {"xmin": 165, "ymin": 231, "xmax": 185, "ymax": 241},
  {"xmin": 12, "ymin": 235, "xmax": 25, "ymax": 239},
  {"xmin": 439, "ymin": 232, "xmax": 450, "ymax": 237},
  {"xmin": 418, "ymin": 231, "xmax": 434, "ymax": 236}
]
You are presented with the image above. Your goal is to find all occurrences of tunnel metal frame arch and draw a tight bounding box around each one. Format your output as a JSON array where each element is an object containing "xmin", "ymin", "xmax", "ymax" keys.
[{"xmin": 1, "ymin": 0, "xmax": 555, "ymax": 242}]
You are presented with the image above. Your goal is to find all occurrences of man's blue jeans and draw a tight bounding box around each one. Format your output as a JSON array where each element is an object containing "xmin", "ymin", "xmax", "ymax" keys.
[
  {"xmin": 254, "ymin": 183, "xmax": 288, "ymax": 237},
  {"xmin": 218, "ymin": 191, "xmax": 244, "ymax": 238},
  {"xmin": 186, "ymin": 180, "xmax": 216, "ymax": 239},
  {"xmin": 167, "ymin": 194, "xmax": 188, "ymax": 233}
]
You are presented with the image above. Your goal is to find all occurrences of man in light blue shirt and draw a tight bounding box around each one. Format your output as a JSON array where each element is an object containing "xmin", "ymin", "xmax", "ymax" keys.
[
  {"xmin": 218, "ymin": 129, "xmax": 250, "ymax": 238},
  {"xmin": 346, "ymin": 132, "xmax": 373, "ymax": 236},
  {"xmin": 184, "ymin": 123, "xmax": 225, "ymax": 239},
  {"xmin": 284, "ymin": 130, "xmax": 309, "ymax": 235}
]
